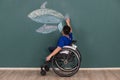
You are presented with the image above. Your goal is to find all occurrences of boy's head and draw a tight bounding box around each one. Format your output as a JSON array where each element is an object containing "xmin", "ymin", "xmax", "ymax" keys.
[{"xmin": 62, "ymin": 25, "xmax": 71, "ymax": 35}]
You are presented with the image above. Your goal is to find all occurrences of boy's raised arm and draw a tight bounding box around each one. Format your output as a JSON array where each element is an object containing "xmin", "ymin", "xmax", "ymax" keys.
[{"xmin": 66, "ymin": 18, "xmax": 72, "ymax": 32}]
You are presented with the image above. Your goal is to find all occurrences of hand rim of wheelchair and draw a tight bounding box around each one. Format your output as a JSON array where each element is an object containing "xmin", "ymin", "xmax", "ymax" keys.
[{"xmin": 51, "ymin": 47, "xmax": 81, "ymax": 77}]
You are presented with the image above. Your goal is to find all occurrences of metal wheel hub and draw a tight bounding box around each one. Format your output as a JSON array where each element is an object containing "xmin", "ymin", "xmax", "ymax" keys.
[{"xmin": 64, "ymin": 60, "xmax": 68, "ymax": 64}]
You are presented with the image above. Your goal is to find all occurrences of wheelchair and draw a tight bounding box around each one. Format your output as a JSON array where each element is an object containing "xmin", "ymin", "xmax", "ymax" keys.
[{"xmin": 41, "ymin": 40, "xmax": 82, "ymax": 77}]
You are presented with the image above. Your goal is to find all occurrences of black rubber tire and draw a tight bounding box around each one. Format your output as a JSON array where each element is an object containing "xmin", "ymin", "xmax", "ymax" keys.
[{"xmin": 40, "ymin": 70, "xmax": 46, "ymax": 76}]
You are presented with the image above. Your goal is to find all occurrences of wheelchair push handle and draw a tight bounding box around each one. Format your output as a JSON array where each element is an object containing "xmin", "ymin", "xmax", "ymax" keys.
[{"xmin": 72, "ymin": 40, "xmax": 77, "ymax": 44}]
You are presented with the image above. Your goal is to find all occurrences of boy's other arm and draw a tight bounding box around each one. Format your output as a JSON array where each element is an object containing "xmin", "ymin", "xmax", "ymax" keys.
[
  {"xmin": 46, "ymin": 46, "xmax": 62, "ymax": 61},
  {"xmin": 66, "ymin": 18, "xmax": 72, "ymax": 32}
]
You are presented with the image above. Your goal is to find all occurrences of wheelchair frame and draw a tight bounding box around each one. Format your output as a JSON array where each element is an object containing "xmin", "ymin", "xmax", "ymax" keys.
[{"xmin": 40, "ymin": 41, "xmax": 82, "ymax": 77}]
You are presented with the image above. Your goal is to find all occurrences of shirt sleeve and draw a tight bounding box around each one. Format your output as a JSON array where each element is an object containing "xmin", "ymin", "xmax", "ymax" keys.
[{"xmin": 57, "ymin": 37, "xmax": 64, "ymax": 48}]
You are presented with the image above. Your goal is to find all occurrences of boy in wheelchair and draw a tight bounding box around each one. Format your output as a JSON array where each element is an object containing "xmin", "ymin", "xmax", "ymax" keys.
[
  {"xmin": 46, "ymin": 18, "xmax": 72, "ymax": 61},
  {"xmin": 41, "ymin": 18, "xmax": 81, "ymax": 77}
]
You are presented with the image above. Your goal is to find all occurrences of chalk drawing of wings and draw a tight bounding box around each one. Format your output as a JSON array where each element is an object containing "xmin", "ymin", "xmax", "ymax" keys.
[{"xmin": 28, "ymin": 1, "xmax": 69, "ymax": 34}]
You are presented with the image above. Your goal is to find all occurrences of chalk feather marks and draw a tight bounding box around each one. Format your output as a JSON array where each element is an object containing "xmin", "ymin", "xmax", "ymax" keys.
[{"xmin": 28, "ymin": 1, "xmax": 66, "ymax": 34}]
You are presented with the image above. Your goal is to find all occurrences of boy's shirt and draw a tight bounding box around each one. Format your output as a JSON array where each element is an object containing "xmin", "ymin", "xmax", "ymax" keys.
[{"xmin": 57, "ymin": 33, "xmax": 73, "ymax": 48}]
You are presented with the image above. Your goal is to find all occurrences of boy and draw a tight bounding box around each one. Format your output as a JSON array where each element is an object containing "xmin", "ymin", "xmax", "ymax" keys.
[{"xmin": 46, "ymin": 18, "xmax": 72, "ymax": 61}]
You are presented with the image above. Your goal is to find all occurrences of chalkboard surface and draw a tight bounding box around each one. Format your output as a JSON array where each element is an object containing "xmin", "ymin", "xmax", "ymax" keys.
[{"xmin": 0, "ymin": 0, "xmax": 120, "ymax": 67}]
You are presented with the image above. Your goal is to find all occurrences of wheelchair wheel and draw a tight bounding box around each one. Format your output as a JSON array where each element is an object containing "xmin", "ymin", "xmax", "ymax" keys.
[{"xmin": 51, "ymin": 48, "xmax": 81, "ymax": 77}]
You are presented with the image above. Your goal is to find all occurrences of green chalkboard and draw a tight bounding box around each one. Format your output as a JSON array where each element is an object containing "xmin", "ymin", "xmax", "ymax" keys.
[{"xmin": 0, "ymin": 0, "xmax": 120, "ymax": 67}]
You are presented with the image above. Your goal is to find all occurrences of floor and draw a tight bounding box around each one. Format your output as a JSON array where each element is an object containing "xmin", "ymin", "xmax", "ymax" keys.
[{"xmin": 0, "ymin": 69, "xmax": 120, "ymax": 80}]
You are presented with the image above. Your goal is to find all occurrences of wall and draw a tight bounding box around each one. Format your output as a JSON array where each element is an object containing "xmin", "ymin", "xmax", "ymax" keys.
[{"xmin": 0, "ymin": 0, "xmax": 120, "ymax": 67}]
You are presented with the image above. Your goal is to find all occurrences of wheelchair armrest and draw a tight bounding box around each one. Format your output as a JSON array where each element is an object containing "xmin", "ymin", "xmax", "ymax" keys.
[{"xmin": 63, "ymin": 45, "xmax": 77, "ymax": 50}]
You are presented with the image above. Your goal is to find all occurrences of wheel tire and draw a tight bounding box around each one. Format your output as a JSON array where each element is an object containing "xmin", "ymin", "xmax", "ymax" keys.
[{"xmin": 40, "ymin": 70, "xmax": 46, "ymax": 76}]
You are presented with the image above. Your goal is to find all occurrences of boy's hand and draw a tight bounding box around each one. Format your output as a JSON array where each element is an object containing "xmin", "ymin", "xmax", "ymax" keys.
[
  {"xmin": 46, "ymin": 55, "xmax": 52, "ymax": 61},
  {"xmin": 66, "ymin": 18, "xmax": 70, "ymax": 25},
  {"xmin": 65, "ymin": 18, "xmax": 72, "ymax": 32}
]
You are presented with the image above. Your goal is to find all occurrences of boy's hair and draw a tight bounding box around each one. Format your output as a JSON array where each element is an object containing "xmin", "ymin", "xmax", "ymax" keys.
[{"xmin": 62, "ymin": 25, "xmax": 71, "ymax": 35}]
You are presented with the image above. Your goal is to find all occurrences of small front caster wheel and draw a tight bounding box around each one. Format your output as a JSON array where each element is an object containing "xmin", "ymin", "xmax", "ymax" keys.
[{"xmin": 41, "ymin": 70, "xmax": 46, "ymax": 76}]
